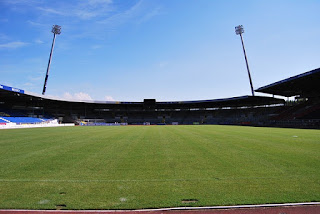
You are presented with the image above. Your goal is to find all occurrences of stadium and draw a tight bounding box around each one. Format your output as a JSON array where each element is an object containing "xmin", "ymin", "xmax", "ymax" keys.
[
  {"xmin": 1, "ymin": 1, "xmax": 320, "ymax": 213},
  {"xmin": 0, "ymin": 67, "xmax": 319, "ymax": 129},
  {"xmin": 1, "ymin": 66, "xmax": 320, "ymax": 213}
]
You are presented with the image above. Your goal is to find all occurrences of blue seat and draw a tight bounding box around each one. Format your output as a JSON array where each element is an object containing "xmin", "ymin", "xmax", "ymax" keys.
[
  {"xmin": 0, "ymin": 118, "xmax": 7, "ymax": 123},
  {"xmin": 2, "ymin": 117, "xmax": 44, "ymax": 124}
]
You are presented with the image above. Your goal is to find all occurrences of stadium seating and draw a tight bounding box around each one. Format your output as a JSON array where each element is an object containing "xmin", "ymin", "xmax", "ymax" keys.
[
  {"xmin": 0, "ymin": 108, "xmax": 26, "ymax": 117},
  {"xmin": 1, "ymin": 67, "xmax": 319, "ymax": 128},
  {"xmin": 2, "ymin": 117, "xmax": 46, "ymax": 124},
  {"xmin": 0, "ymin": 118, "xmax": 7, "ymax": 123}
]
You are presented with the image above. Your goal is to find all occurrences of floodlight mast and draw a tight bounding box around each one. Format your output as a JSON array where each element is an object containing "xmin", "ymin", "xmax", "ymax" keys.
[
  {"xmin": 42, "ymin": 25, "xmax": 61, "ymax": 95},
  {"xmin": 235, "ymin": 25, "xmax": 255, "ymax": 96}
]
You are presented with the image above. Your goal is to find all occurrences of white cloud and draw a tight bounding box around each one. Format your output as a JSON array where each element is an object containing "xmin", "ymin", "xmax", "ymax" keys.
[
  {"xmin": 45, "ymin": 94, "xmax": 62, "ymax": 100},
  {"xmin": 63, "ymin": 92, "xmax": 93, "ymax": 101},
  {"xmin": 74, "ymin": 92, "xmax": 93, "ymax": 100},
  {"xmin": 88, "ymin": 0, "xmax": 113, "ymax": 5},
  {"xmin": 91, "ymin": 45, "xmax": 102, "ymax": 49},
  {"xmin": 35, "ymin": 39, "xmax": 44, "ymax": 44},
  {"xmin": 0, "ymin": 41, "xmax": 29, "ymax": 49},
  {"xmin": 23, "ymin": 82, "xmax": 35, "ymax": 87},
  {"xmin": 27, "ymin": 20, "xmax": 47, "ymax": 27},
  {"xmin": 98, "ymin": 0, "xmax": 143, "ymax": 25},
  {"xmin": 157, "ymin": 61, "xmax": 169, "ymax": 68},
  {"xmin": 4, "ymin": 0, "xmax": 115, "ymax": 22},
  {"xmin": 97, "ymin": 0, "xmax": 162, "ymax": 29},
  {"xmin": 63, "ymin": 92, "xmax": 73, "ymax": 100},
  {"xmin": 36, "ymin": 7, "xmax": 66, "ymax": 16},
  {"xmin": 0, "ymin": 33, "xmax": 10, "ymax": 41},
  {"xmin": 75, "ymin": 0, "xmax": 113, "ymax": 19},
  {"xmin": 3, "ymin": 0, "xmax": 39, "ymax": 5},
  {"xmin": 4, "ymin": 0, "xmax": 163, "ymax": 50},
  {"xmin": 28, "ymin": 75, "xmax": 43, "ymax": 81},
  {"xmin": 137, "ymin": 6, "xmax": 162, "ymax": 24},
  {"xmin": 47, "ymin": 92, "xmax": 115, "ymax": 102},
  {"xmin": 35, "ymin": 0, "xmax": 113, "ymax": 20},
  {"xmin": 104, "ymin": 95, "xmax": 115, "ymax": 101}
]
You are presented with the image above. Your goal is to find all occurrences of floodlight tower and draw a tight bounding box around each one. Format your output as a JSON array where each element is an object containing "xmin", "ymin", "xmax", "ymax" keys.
[
  {"xmin": 235, "ymin": 25, "xmax": 255, "ymax": 96},
  {"xmin": 42, "ymin": 25, "xmax": 61, "ymax": 95}
]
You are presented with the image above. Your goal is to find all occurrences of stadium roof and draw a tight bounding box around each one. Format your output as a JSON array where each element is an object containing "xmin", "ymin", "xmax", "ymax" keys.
[
  {"xmin": 155, "ymin": 95, "xmax": 284, "ymax": 108},
  {"xmin": 0, "ymin": 84, "xmax": 284, "ymax": 109},
  {"xmin": 255, "ymin": 67, "xmax": 320, "ymax": 97}
]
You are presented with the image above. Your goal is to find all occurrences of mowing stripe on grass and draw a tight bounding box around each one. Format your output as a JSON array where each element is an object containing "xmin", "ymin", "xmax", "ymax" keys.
[{"xmin": 0, "ymin": 175, "xmax": 310, "ymax": 183}]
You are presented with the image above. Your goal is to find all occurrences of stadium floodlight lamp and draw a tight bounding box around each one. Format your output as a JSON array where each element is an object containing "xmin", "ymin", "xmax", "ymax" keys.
[
  {"xmin": 235, "ymin": 25, "xmax": 244, "ymax": 35},
  {"xmin": 235, "ymin": 25, "xmax": 255, "ymax": 96},
  {"xmin": 52, "ymin": 25, "xmax": 61, "ymax": 35},
  {"xmin": 42, "ymin": 25, "xmax": 61, "ymax": 95}
]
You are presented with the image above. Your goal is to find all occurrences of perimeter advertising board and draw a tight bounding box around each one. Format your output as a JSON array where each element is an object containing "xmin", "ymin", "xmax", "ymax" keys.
[{"xmin": 0, "ymin": 84, "xmax": 24, "ymax": 94}]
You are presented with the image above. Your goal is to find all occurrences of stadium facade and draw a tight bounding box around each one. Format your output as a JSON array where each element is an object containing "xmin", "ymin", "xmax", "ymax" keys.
[{"xmin": 1, "ymin": 68, "xmax": 319, "ymax": 128}]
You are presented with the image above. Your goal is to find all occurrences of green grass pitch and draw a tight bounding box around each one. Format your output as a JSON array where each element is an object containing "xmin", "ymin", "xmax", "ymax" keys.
[{"xmin": 0, "ymin": 125, "xmax": 319, "ymax": 209}]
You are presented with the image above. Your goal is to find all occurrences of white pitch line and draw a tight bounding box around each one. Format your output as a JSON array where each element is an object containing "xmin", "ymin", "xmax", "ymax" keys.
[
  {"xmin": 135, "ymin": 202, "xmax": 320, "ymax": 211},
  {"xmin": 0, "ymin": 176, "xmax": 305, "ymax": 183},
  {"xmin": 0, "ymin": 178, "xmax": 215, "ymax": 183},
  {"xmin": 0, "ymin": 202, "xmax": 319, "ymax": 213}
]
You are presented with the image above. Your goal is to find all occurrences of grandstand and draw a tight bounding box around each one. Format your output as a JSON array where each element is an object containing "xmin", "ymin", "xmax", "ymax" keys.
[
  {"xmin": 256, "ymin": 67, "xmax": 320, "ymax": 98},
  {"xmin": 0, "ymin": 67, "xmax": 319, "ymax": 128},
  {"xmin": 256, "ymin": 67, "xmax": 320, "ymax": 128}
]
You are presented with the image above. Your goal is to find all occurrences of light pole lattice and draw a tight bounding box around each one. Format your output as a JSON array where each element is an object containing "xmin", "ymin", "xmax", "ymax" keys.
[
  {"xmin": 42, "ymin": 25, "xmax": 61, "ymax": 95},
  {"xmin": 235, "ymin": 25, "xmax": 255, "ymax": 96}
]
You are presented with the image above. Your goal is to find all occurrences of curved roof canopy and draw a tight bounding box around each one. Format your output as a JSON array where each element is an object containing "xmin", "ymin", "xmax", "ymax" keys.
[
  {"xmin": 0, "ymin": 84, "xmax": 283, "ymax": 110},
  {"xmin": 255, "ymin": 68, "xmax": 320, "ymax": 98}
]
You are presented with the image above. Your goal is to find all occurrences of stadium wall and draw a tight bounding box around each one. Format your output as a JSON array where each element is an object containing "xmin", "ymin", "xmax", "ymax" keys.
[{"xmin": 0, "ymin": 122, "xmax": 74, "ymax": 129}]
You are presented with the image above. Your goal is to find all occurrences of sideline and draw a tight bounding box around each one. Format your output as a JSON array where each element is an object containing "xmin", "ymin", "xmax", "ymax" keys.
[
  {"xmin": 136, "ymin": 201, "xmax": 320, "ymax": 211},
  {"xmin": 0, "ymin": 202, "xmax": 319, "ymax": 213}
]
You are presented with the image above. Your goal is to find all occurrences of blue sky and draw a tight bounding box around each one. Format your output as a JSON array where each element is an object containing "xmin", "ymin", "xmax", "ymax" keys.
[{"xmin": 1, "ymin": 0, "xmax": 319, "ymax": 101}]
